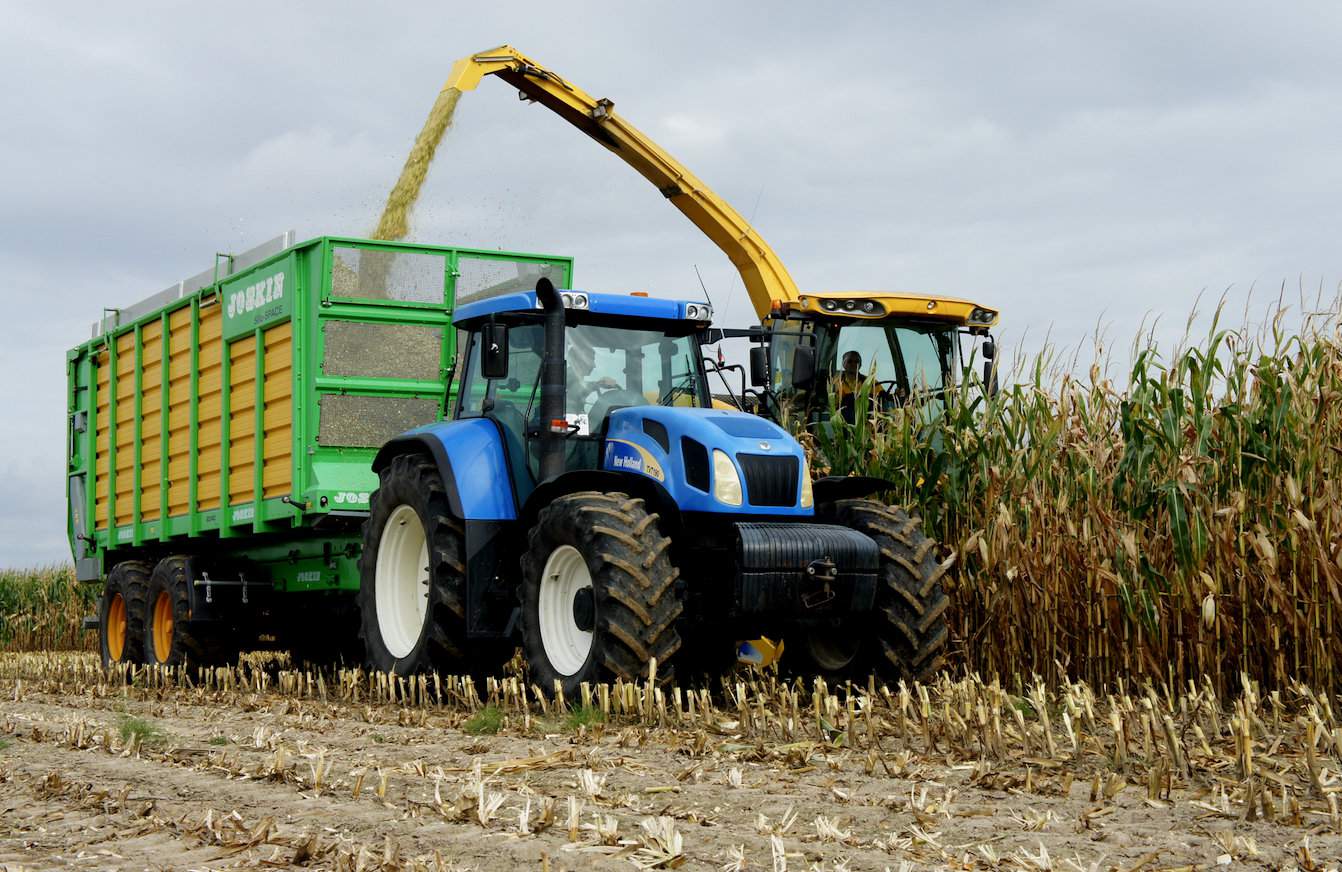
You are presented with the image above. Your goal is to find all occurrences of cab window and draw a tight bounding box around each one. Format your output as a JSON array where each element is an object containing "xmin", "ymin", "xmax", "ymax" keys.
[{"xmin": 894, "ymin": 327, "xmax": 953, "ymax": 393}]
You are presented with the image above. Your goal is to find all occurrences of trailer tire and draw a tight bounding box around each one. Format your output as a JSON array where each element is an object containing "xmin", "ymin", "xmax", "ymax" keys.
[
  {"xmin": 100, "ymin": 561, "xmax": 151, "ymax": 668},
  {"xmin": 520, "ymin": 491, "xmax": 682, "ymax": 698},
  {"xmin": 144, "ymin": 556, "xmax": 236, "ymax": 667},
  {"xmin": 801, "ymin": 500, "xmax": 949, "ymax": 682},
  {"xmin": 359, "ymin": 453, "xmax": 511, "ymax": 678}
]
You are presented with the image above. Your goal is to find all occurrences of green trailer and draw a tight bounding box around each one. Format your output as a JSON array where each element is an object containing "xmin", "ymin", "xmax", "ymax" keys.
[{"xmin": 66, "ymin": 233, "xmax": 572, "ymax": 665}]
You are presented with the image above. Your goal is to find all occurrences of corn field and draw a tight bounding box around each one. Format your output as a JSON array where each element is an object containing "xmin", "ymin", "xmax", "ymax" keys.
[
  {"xmin": 0, "ymin": 565, "xmax": 95, "ymax": 652},
  {"xmin": 811, "ymin": 294, "xmax": 1342, "ymax": 696},
  {"xmin": 7, "ymin": 298, "xmax": 1341, "ymax": 696}
]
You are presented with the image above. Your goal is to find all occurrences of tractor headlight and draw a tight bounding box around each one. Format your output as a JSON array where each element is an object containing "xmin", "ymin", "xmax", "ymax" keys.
[
  {"xmin": 799, "ymin": 459, "xmax": 814, "ymax": 508},
  {"xmin": 712, "ymin": 449, "xmax": 743, "ymax": 506}
]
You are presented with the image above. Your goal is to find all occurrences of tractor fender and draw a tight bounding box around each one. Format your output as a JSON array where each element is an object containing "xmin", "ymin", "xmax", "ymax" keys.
[
  {"xmin": 373, "ymin": 419, "xmax": 519, "ymax": 521},
  {"xmin": 520, "ymin": 470, "xmax": 682, "ymax": 533},
  {"xmin": 812, "ymin": 475, "xmax": 896, "ymax": 505}
]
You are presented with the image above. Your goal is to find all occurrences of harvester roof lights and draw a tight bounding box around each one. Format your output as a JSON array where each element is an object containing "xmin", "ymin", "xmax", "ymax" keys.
[
  {"xmin": 863, "ymin": 301, "xmax": 876, "ymax": 313},
  {"xmin": 843, "ymin": 300, "xmax": 857, "ymax": 311},
  {"xmin": 821, "ymin": 299, "xmax": 838, "ymax": 311},
  {"xmin": 969, "ymin": 307, "xmax": 996, "ymax": 323},
  {"xmin": 685, "ymin": 303, "xmax": 713, "ymax": 321},
  {"xmin": 559, "ymin": 292, "xmax": 589, "ymax": 309},
  {"xmin": 926, "ymin": 300, "xmax": 937, "ymax": 310}
]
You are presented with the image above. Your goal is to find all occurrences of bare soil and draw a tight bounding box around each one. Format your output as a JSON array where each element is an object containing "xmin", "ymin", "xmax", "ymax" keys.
[{"xmin": 0, "ymin": 666, "xmax": 1338, "ymax": 871}]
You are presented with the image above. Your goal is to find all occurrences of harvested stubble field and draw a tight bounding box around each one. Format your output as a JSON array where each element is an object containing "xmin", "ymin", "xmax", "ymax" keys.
[{"xmin": 0, "ymin": 654, "xmax": 1339, "ymax": 871}]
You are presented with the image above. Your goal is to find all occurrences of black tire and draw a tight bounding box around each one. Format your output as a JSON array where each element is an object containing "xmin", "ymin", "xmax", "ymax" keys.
[
  {"xmin": 144, "ymin": 556, "xmax": 237, "ymax": 667},
  {"xmin": 358, "ymin": 453, "xmax": 511, "ymax": 677},
  {"xmin": 99, "ymin": 561, "xmax": 150, "ymax": 668},
  {"xmin": 520, "ymin": 491, "xmax": 682, "ymax": 697},
  {"xmin": 797, "ymin": 500, "xmax": 949, "ymax": 682}
]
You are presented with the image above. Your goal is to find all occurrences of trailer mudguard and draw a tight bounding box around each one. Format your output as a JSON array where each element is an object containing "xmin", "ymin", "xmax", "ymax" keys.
[{"xmin": 373, "ymin": 418, "xmax": 518, "ymax": 521}]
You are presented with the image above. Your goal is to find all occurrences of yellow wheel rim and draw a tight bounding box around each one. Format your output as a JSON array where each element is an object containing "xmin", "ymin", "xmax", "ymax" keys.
[
  {"xmin": 107, "ymin": 593, "xmax": 127, "ymax": 661},
  {"xmin": 152, "ymin": 592, "xmax": 173, "ymax": 663}
]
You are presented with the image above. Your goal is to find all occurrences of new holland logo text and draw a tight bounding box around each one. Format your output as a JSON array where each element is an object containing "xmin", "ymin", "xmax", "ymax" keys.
[{"xmin": 227, "ymin": 273, "xmax": 285, "ymax": 319}]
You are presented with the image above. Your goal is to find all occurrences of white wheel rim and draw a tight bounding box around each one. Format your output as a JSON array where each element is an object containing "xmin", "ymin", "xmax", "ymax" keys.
[
  {"xmin": 538, "ymin": 544, "xmax": 594, "ymax": 676},
  {"xmin": 376, "ymin": 504, "xmax": 430, "ymax": 659}
]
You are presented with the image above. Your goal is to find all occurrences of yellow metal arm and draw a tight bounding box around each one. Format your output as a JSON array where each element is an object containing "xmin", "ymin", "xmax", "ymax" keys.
[{"xmin": 446, "ymin": 45, "xmax": 802, "ymax": 316}]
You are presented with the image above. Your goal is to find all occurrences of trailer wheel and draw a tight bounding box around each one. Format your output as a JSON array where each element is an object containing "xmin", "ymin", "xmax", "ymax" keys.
[
  {"xmin": 799, "ymin": 500, "xmax": 949, "ymax": 682},
  {"xmin": 520, "ymin": 491, "xmax": 683, "ymax": 697},
  {"xmin": 99, "ymin": 561, "xmax": 150, "ymax": 668},
  {"xmin": 144, "ymin": 556, "xmax": 236, "ymax": 667},
  {"xmin": 359, "ymin": 453, "xmax": 511, "ymax": 677}
]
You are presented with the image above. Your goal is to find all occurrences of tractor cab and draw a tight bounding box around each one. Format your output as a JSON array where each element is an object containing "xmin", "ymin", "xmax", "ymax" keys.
[{"xmin": 452, "ymin": 289, "xmax": 713, "ymax": 502}]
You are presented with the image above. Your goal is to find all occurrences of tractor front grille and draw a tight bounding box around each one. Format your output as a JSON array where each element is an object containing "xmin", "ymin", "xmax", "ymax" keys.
[{"xmin": 737, "ymin": 453, "xmax": 799, "ymax": 507}]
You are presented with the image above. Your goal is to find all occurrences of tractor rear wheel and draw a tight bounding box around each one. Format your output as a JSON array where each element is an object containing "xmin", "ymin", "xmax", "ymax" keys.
[
  {"xmin": 144, "ymin": 556, "xmax": 237, "ymax": 667},
  {"xmin": 520, "ymin": 492, "xmax": 682, "ymax": 697},
  {"xmin": 798, "ymin": 500, "xmax": 949, "ymax": 682},
  {"xmin": 100, "ymin": 561, "xmax": 150, "ymax": 668},
  {"xmin": 358, "ymin": 453, "xmax": 512, "ymax": 677}
]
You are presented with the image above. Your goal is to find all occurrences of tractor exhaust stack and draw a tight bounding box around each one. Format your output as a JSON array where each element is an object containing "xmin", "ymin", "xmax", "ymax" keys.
[{"xmin": 536, "ymin": 276, "xmax": 568, "ymax": 482}]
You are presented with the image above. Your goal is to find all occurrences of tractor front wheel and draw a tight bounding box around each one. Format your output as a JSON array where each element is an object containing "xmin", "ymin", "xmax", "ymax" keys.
[
  {"xmin": 99, "ymin": 561, "xmax": 150, "ymax": 668},
  {"xmin": 794, "ymin": 500, "xmax": 949, "ymax": 682},
  {"xmin": 520, "ymin": 492, "xmax": 682, "ymax": 697}
]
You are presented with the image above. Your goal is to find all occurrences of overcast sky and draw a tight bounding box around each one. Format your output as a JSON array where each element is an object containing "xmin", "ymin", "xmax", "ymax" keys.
[{"xmin": 2, "ymin": 1, "xmax": 1340, "ymax": 567}]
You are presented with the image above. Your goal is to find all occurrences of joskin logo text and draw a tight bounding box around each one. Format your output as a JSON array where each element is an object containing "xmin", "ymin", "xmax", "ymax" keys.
[{"xmin": 222, "ymin": 261, "xmax": 293, "ymax": 340}]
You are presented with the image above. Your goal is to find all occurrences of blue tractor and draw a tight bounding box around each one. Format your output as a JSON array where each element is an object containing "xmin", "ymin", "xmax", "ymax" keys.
[{"xmin": 359, "ymin": 279, "xmax": 948, "ymax": 692}]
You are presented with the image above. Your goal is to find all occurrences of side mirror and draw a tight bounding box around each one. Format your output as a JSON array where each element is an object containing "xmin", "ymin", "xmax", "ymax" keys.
[
  {"xmin": 791, "ymin": 345, "xmax": 816, "ymax": 390},
  {"xmin": 480, "ymin": 323, "xmax": 509, "ymax": 380},
  {"xmin": 982, "ymin": 336, "xmax": 996, "ymax": 361},
  {"xmin": 748, "ymin": 346, "xmax": 768, "ymax": 387}
]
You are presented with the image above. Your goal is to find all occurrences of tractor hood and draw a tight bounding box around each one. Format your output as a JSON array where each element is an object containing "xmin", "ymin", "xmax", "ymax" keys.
[{"xmin": 601, "ymin": 407, "xmax": 814, "ymax": 517}]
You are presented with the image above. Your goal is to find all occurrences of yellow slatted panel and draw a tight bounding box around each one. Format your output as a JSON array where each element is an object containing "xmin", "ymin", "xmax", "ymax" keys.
[
  {"xmin": 113, "ymin": 332, "xmax": 137, "ymax": 526},
  {"xmin": 94, "ymin": 349, "xmax": 110, "ymax": 527},
  {"xmin": 228, "ymin": 335, "xmax": 257, "ymax": 504},
  {"xmin": 138, "ymin": 320, "xmax": 164, "ymax": 521},
  {"xmin": 165, "ymin": 306, "xmax": 193, "ymax": 516},
  {"xmin": 261, "ymin": 322, "xmax": 293, "ymax": 498},
  {"xmin": 196, "ymin": 305, "xmax": 223, "ymax": 511}
]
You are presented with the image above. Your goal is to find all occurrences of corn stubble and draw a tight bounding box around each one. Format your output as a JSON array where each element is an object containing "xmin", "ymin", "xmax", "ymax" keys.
[
  {"xmin": 2, "ymin": 652, "xmax": 1340, "ymax": 868},
  {"xmin": 811, "ymin": 295, "xmax": 1342, "ymax": 695}
]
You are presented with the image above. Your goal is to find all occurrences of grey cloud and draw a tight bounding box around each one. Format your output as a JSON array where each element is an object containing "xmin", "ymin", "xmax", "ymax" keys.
[{"xmin": 2, "ymin": 0, "xmax": 1340, "ymax": 565}]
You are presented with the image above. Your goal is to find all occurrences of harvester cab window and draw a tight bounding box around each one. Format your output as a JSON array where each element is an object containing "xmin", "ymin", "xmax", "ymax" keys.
[
  {"xmin": 834, "ymin": 324, "xmax": 897, "ymax": 386},
  {"xmin": 893, "ymin": 326, "xmax": 954, "ymax": 395}
]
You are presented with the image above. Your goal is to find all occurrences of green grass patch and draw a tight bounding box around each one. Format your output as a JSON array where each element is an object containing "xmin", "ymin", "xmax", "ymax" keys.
[
  {"xmin": 564, "ymin": 705, "xmax": 605, "ymax": 731},
  {"xmin": 462, "ymin": 705, "xmax": 503, "ymax": 735},
  {"xmin": 0, "ymin": 738, "xmax": 11, "ymax": 752},
  {"xmin": 117, "ymin": 714, "xmax": 166, "ymax": 747},
  {"xmin": 207, "ymin": 735, "xmax": 228, "ymax": 746}
]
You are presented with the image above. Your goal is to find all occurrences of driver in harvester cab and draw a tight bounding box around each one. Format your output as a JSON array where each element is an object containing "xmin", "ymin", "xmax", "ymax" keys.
[{"xmin": 835, "ymin": 350, "xmax": 884, "ymax": 423}]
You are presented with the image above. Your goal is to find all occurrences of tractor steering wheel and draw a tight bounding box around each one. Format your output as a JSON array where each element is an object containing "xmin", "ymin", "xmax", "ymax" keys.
[{"xmin": 587, "ymin": 389, "xmax": 645, "ymax": 433}]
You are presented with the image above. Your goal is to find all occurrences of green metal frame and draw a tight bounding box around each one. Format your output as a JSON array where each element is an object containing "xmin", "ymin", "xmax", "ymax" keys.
[{"xmin": 65, "ymin": 235, "xmax": 574, "ymax": 593}]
